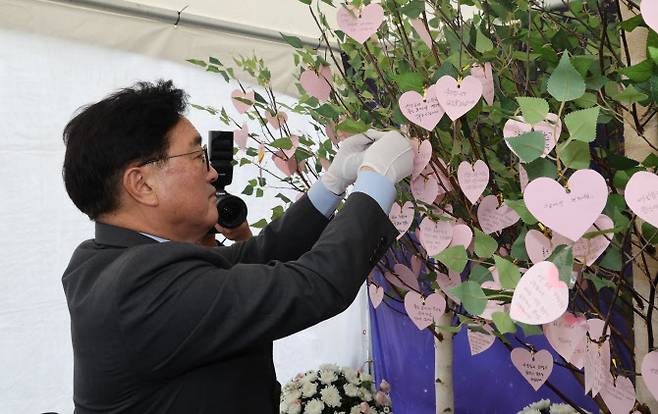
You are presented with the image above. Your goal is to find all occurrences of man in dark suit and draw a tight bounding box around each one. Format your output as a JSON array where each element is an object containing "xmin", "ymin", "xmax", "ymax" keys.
[{"xmin": 61, "ymin": 80, "xmax": 412, "ymax": 413}]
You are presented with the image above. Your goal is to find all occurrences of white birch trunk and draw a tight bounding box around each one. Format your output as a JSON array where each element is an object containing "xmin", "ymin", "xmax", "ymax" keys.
[{"xmin": 434, "ymin": 311, "xmax": 454, "ymax": 413}]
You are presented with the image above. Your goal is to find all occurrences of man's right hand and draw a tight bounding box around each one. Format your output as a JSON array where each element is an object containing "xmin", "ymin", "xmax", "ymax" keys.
[{"xmin": 359, "ymin": 130, "xmax": 413, "ymax": 184}]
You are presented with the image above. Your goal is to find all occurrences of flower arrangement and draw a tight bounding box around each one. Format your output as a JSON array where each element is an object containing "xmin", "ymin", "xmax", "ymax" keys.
[
  {"xmin": 517, "ymin": 399, "xmax": 591, "ymax": 414},
  {"xmin": 279, "ymin": 363, "xmax": 393, "ymax": 414}
]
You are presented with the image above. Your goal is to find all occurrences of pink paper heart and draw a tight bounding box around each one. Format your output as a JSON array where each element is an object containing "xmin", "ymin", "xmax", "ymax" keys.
[
  {"xmin": 325, "ymin": 122, "xmax": 341, "ymax": 146},
  {"xmin": 369, "ymin": 284, "xmax": 384, "ymax": 309},
  {"xmin": 641, "ymin": 350, "xmax": 658, "ymax": 402},
  {"xmin": 543, "ymin": 312, "xmax": 588, "ymax": 364},
  {"xmin": 404, "ymin": 291, "xmax": 446, "ymax": 330},
  {"xmin": 389, "ymin": 263, "xmax": 420, "ymax": 291},
  {"xmin": 477, "ymin": 195, "xmax": 520, "ymax": 234},
  {"xmin": 399, "ymin": 86, "xmax": 445, "ymax": 131},
  {"xmin": 424, "ymin": 159, "xmax": 453, "ymax": 193},
  {"xmin": 467, "ymin": 325, "xmax": 496, "ymax": 356},
  {"xmin": 525, "ymin": 229, "xmax": 554, "ymax": 264},
  {"xmin": 600, "ymin": 375, "xmax": 636, "ymax": 414},
  {"xmin": 437, "ymin": 270, "xmax": 461, "ymax": 303},
  {"xmin": 479, "ymin": 280, "xmax": 506, "ymax": 320},
  {"xmin": 510, "ymin": 261, "xmax": 568, "ymax": 325},
  {"xmin": 230, "ymin": 89, "xmax": 254, "ymax": 113},
  {"xmin": 418, "ymin": 217, "xmax": 454, "ymax": 256},
  {"xmin": 435, "ymin": 75, "xmax": 483, "ymax": 121},
  {"xmin": 271, "ymin": 151, "xmax": 297, "ymax": 177},
  {"xmin": 585, "ymin": 318, "xmax": 611, "ymax": 397},
  {"xmin": 411, "ymin": 255, "xmax": 423, "ymax": 275},
  {"xmin": 519, "ymin": 164, "xmax": 529, "ymax": 192},
  {"xmin": 511, "ymin": 348, "xmax": 554, "ymax": 391},
  {"xmin": 411, "ymin": 18, "xmax": 432, "ymax": 47},
  {"xmin": 336, "ymin": 4, "xmax": 385, "ymax": 44},
  {"xmin": 470, "ymin": 63, "xmax": 494, "ymax": 106},
  {"xmin": 552, "ymin": 214, "xmax": 614, "ymax": 266},
  {"xmin": 266, "ymin": 111, "xmax": 288, "ymax": 130},
  {"xmin": 449, "ymin": 224, "xmax": 473, "ymax": 249},
  {"xmin": 503, "ymin": 114, "xmax": 561, "ymax": 158},
  {"xmin": 411, "ymin": 174, "xmax": 440, "ymax": 204},
  {"xmin": 412, "ymin": 139, "xmax": 433, "ymax": 178},
  {"xmin": 233, "ymin": 123, "xmax": 249, "ymax": 149},
  {"xmin": 300, "ymin": 66, "xmax": 333, "ymax": 101},
  {"xmin": 280, "ymin": 135, "xmax": 299, "ymax": 158},
  {"xmin": 625, "ymin": 171, "xmax": 658, "ymax": 228},
  {"xmin": 389, "ymin": 201, "xmax": 415, "ymax": 240},
  {"xmin": 641, "ymin": 0, "xmax": 658, "ymax": 34},
  {"xmin": 524, "ymin": 169, "xmax": 608, "ymax": 242},
  {"xmin": 457, "ymin": 160, "xmax": 489, "ymax": 204}
]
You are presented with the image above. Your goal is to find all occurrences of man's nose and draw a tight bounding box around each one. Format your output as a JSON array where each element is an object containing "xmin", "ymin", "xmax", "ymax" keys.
[{"xmin": 208, "ymin": 165, "xmax": 219, "ymax": 183}]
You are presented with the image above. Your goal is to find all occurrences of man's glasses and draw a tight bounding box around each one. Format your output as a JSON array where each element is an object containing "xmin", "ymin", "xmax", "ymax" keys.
[{"xmin": 139, "ymin": 144, "xmax": 209, "ymax": 171}]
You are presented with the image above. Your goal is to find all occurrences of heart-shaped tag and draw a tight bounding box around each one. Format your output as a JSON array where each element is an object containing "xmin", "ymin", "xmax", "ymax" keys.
[
  {"xmin": 411, "ymin": 18, "xmax": 432, "ymax": 47},
  {"xmin": 385, "ymin": 264, "xmax": 420, "ymax": 292},
  {"xmin": 411, "ymin": 174, "xmax": 440, "ymax": 204},
  {"xmin": 511, "ymin": 348, "xmax": 554, "ymax": 391},
  {"xmin": 543, "ymin": 312, "xmax": 588, "ymax": 364},
  {"xmin": 411, "ymin": 255, "xmax": 423, "ymax": 275},
  {"xmin": 399, "ymin": 86, "xmax": 445, "ymax": 131},
  {"xmin": 510, "ymin": 261, "xmax": 568, "ymax": 325},
  {"xmin": 641, "ymin": 350, "xmax": 658, "ymax": 402},
  {"xmin": 437, "ymin": 270, "xmax": 461, "ymax": 303},
  {"xmin": 404, "ymin": 291, "xmax": 446, "ymax": 330},
  {"xmin": 234, "ymin": 123, "xmax": 249, "ymax": 149},
  {"xmin": 435, "ymin": 75, "xmax": 483, "ymax": 121},
  {"xmin": 477, "ymin": 195, "xmax": 520, "ymax": 234},
  {"xmin": 449, "ymin": 224, "xmax": 473, "ymax": 249},
  {"xmin": 519, "ymin": 164, "xmax": 529, "ymax": 192},
  {"xmin": 457, "ymin": 160, "xmax": 489, "ymax": 204},
  {"xmin": 467, "ymin": 324, "xmax": 496, "ymax": 355},
  {"xmin": 600, "ymin": 375, "xmax": 636, "ymax": 414},
  {"xmin": 470, "ymin": 63, "xmax": 494, "ymax": 106},
  {"xmin": 641, "ymin": 0, "xmax": 658, "ymax": 34},
  {"xmin": 369, "ymin": 284, "xmax": 384, "ymax": 309},
  {"xmin": 524, "ymin": 169, "xmax": 608, "ymax": 242},
  {"xmin": 336, "ymin": 4, "xmax": 385, "ymax": 44},
  {"xmin": 280, "ymin": 135, "xmax": 300, "ymax": 158},
  {"xmin": 585, "ymin": 318, "xmax": 611, "ymax": 397},
  {"xmin": 231, "ymin": 89, "xmax": 255, "ymax": 113},
  {"xmin": 271, "ymin": 151, "xmax": 297, "ymax": 177},
  {"xmin": 300, "ymin": 66, "xmax": 332, "ymax": 101},
  {"xmin": 625, "ymin": 171, "xmax": 658, "ymax": 228},
  {"xmin": 412, "ymin": 139, "xmax": 433, "ymax": 178},
  {"xmin": 266, "ymin": 111, "xmax": 288, "ymax": 130},
  {"xmin": 418, "ymin": 216, "xmax": 454, "ymax": 256},
  {"xmin": 389, "ymin": 201, "xmax": 415, "ymax": 240},
  {"xmin": 503, "ymin": 113, "xmax": 562, "ymax": 158},
  {"xmin": 552, "ymin": 214, "xmax": 614, "ymax": 266},
  {"xmin": 525, "ymin": 229, "xmax": 554, "ymax": 264}
]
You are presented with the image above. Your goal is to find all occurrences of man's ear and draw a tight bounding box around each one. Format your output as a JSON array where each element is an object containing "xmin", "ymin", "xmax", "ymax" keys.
[{"xmin": 122, "ymin": 166, "xmax": 159, "ymax": 207}]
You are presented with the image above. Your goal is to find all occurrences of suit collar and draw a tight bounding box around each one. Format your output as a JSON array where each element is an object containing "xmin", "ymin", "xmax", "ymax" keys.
[{"xmin": 94, "ymin": 222, "xmax": 158, "ymax": 248}]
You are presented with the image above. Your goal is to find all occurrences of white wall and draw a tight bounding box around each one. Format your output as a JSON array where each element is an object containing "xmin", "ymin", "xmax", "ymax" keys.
[{"xmin": 0, "ymin": 27, "xmax": 367, "ymax": 413}]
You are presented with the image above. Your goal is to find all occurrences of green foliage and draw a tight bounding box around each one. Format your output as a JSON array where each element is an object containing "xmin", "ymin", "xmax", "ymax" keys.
[
  {"xmin": 434, "ymin": 246, "xmax": 468, "ymax": 273},
  {"xmin": 449, "ymin": 281, "xmax": 487, "ymax": 315}
]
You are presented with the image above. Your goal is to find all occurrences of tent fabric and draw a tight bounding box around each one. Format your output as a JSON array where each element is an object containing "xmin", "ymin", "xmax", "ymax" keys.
[{"xmin": 0, "ymin": 26, "xmax": 367, "ymax": 413}]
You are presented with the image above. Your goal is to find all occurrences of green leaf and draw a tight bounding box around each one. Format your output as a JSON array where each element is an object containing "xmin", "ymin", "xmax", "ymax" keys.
[
  {"xmin": 316, "ymin": 103, "xmax": 341, "ymax": 119},
  {"xmin": 584, "ymin": 272, "xmax": 616, "ymax": 291},
  {"xmin": 434, "ymin": 246, "xmax": 468, "ymax": 273},
  {"xmin": 546, "ymin": 245, "xmax": 574, "ymax": 285},
  {"xmin": 547, "ymin": 52, "xmax": 586, "ymax": 102},
  {"xmin": 517, "ymin": 323, "xmax": 543, "ymax": 336},
  {"xmin": 476, "ymin": 29, "xmax": 494, "ymax": 53},
  {"xmin": 474, "ymin": 228, "xmax": 498, "ymax": 258},
  {"xmin": 336, "ymin": 118, "xmax": 368, "ymax": 134},
  {"xmin": 564, "ymin": 107, "xmax": 600, "ymax": 143},
  {"xmin": 280, "ymin": 33, "xmax": 303, "ymax": 48},
  {"xmin": 270, "ymin": 137, "xmax": 293, "ymax": 150},
  {"xmin": 599, "ymin": 246, "xmax": 622, "ymax": 271},
  {"xmin": 643, "ymin": 153, "xmax": 658, "ymax": 168},
  {"xmin": 505, "ymin": 199, "xmax": 538, "ymax": 225},
  {"xmin": 393, "ymin": 71, "xmax": 425, "ymax": 93},
  {"xmin": 401, "ymin": 0, "xmax": 425, "ymax": 18},
  {"xmin": 469, "ymin": 264, "xmax": 493, "ymax": 284},
  {"xmin": 511, "ymin": 228, "xmax": 530, "ymax": 261},
  {"xmin": 505, "ymin": 131, "xmax": 545, "ymax": 163},
  {"xmin": 516, "ymin": 97, "xmax": 549, "ymax": 125},
  {"xmin": 251, "ymin": 218, "xmax": 268, "ymax": 228},
  {"xmin": 494, "ymin": 255, "xmax": 521, "ymax": 289},
  {"xmin": 449, "ymin": 281, "xmax": 487, "ymax": 315},
  {"xmin": 620, "ymin": 14, "xmax": 645, "ymax": 32},
  {"xmin": 559, "ymin": 141, "xmax": 591, "ymax": 170},
  {"xmin": 525, "ymin": 158, "xmax": 557, "ymax": 180},
  {"xmin": 186, "ymin": 58, "xmax": 207, "ymax": 67},
  {"xmin": 492, "ymin": 311, "xmax": 516, "ymax": 334},
  {"xmin": 614, "ymin": 85, "xmax": 649, "ymax": 104},
  {"xmin": 649, "ymin": 47, "xmax": 658, "ymax": 67},
  {"xmin": 618, "ymin": 59, "xmax": 654, "ymax": 82},
  {"xmin": 608, "ymin": 154, "xmax": 639, "ymax": 170},
  {"xmin": 297, "ymin": 0, "xmax": 312, "ymax": 4}
]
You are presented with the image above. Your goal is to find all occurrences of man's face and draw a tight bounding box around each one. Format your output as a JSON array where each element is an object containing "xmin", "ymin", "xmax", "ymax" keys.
[{"xmin": 150, "ymin": 117, "xmax": 218, "ymax": 241}]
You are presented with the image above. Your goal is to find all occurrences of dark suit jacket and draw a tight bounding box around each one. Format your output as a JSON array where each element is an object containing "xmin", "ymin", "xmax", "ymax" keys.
[{"xmin": 62, "ymin": 192, "xmax": 397, "ymax": 413}]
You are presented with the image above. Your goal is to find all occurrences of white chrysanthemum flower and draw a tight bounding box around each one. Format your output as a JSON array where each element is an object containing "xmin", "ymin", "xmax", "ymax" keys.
[
  {"xmin": 549, "ymin": 404, "xmax": 585, "ymax": 414},
  {"xmin": 303, "ymin": 398, "xmax": 325, "ymax": 414},
  {"xmin": 301, "ymin": 381, "xmax": 318, "ymax": 398},
  {"xmin": 343, "ymin": 367, "xmax": 360, "ymax": 384},
  {"xmin": 287, "ymin": 399, "xmax": 302, "ymax": 414},
  {"xmin": 344, "ymin": 383, "xmax": 360, "ymax": 397},
  {"xmin": 527, "ymin": 399, "xmax": 551, "ymax": 410},
  {"xmin": 320, "ymin": 384, "xmax": 342, "ymax": 407},
  {"xmin": 302, "ymin": 372, "xmax": 318, "ymax": 383},
  {"xmin": 517, "ymin": 410, "xmax": 541, "ymax": 414},
  {"xmin": 283, "ymin": 389, "xmax": 302, "ymax": 405},
  {"xmin": 359, "ymin": 387, "xmax": 373, "ymax": 401},
  {"xmin": 319, "ymin": 369, "xmax": 338, "ymax": 384},
  {"xmin": 320, "ymin": 363, "xmax": 340, "ymax": 372},
  {"xmin": 366, "ymin": 408, "xmax": 378, "ymax": 414},
  {"xmin": 359, "ymin": 372, "xmax": 373, "ymax": 382},
  {"xmin": 349, "ymin": 405, "xmax": 362, "ymax": 414}
]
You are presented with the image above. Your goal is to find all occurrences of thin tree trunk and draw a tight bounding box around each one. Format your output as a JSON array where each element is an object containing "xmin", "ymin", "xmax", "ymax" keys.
[{"xmin": 435, "ymin": 311, "xmax": 454, "ymax": 413}]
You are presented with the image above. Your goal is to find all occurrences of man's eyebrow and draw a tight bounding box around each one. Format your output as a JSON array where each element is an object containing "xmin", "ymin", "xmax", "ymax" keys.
[{"xmin": 191, "ymin": 135, "xmax": 202, "ymax": 147}]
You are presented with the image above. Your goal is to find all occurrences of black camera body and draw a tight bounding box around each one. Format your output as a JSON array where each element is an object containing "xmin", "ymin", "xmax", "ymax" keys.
[{"xmin": 208, "ymin": 131, "xmax": 248, "ymax": 229}]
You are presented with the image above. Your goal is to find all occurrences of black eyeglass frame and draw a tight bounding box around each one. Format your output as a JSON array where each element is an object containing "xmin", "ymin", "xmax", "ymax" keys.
[{"xmin": 138, "ymin": 144, "xmax": 209, "ymax": 171}]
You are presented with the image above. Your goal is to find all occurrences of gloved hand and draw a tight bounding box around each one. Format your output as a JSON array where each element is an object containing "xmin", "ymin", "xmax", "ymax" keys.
[
  {"xmin": 359, "ymin": 130, "xmax": 413, "ymax": 184},
  {"xmin": 320, "ymin": 129, "xmax": 386, "ymax": 195}
]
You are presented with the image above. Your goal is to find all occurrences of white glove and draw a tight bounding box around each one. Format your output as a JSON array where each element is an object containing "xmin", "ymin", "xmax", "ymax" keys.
[
  {"xmin": 359, "ymin": 130, "xmax": 413, "ymax": 184},
  {"xmin": 321, "ymin": 129, "xmax": 386, "ymax": 195}
]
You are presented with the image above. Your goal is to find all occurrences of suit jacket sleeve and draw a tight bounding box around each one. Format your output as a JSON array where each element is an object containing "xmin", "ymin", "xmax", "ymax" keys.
[
  {"xmin": 214, "ymin": 194, "xmax": 330, "ymax": 265},
  {"xmin": 116, "ymin": 192, "xmax": 397, "ymax": 379}
]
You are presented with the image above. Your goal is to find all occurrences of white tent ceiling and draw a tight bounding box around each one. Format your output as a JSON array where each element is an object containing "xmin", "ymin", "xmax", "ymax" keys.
[{"xmin": 0, "ymin": 0, "xmax": 338, "ymax": 95}]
